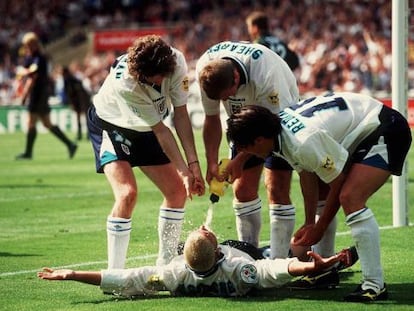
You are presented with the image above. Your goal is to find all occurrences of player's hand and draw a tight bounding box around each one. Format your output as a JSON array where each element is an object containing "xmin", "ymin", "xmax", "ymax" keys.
[
  {"xmin": 37, "ymin": 267, "xmax": 74, "ymax": 280},
  {"xmin": 292, "ymin": 224, "xmax": 323, "ymax": 246},
  {"xmin": 192, "ymin": 177, "xmax": 205, "ymax": 196},
  {"xmin": 206, "ymin": 162, "xmax": 219, "ymax": 185},
  {"xmin": 307, "ymin": 251, "xmax": 345, "ymax": 271},
  {"xmin": 188, "ymin": 162, "xmax": 205, "ymax": 196},
  {"xmin": 181, "ymin": 173, "xmax": 194, "ymax": 200}
]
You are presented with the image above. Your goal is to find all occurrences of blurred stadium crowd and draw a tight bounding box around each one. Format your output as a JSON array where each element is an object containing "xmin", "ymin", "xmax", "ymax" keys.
[{"xmin": 0, "ymin": 0, "xmax": 413, "ymax": 106}]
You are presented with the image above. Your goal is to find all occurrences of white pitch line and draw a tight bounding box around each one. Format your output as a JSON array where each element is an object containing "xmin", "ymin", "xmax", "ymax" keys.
[
  {"xmin": 259, "ymin": 223, "xmax": 413, "ymax": 246},
  {"xmin": 1, "ymin": 223, "xmax": 412, "ymax": 278},
  {"xmin": 0, "ymin": 254, "xmax": 157, "ymax": 277},
  {"xmin": 0, "ymin": 191, "xmax": 110, "ymax": 202}
]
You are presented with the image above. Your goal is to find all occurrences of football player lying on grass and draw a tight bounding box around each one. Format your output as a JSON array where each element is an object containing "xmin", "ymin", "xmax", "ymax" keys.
[{"xmin": 38, "ymin": 225, "xmax": 351, "ymax": 297}]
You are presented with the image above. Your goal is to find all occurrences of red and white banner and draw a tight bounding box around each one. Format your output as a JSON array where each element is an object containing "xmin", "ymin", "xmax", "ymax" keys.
[{"xmin": 93, "ymin": 28, "xmax": 168, "ymax": 52}]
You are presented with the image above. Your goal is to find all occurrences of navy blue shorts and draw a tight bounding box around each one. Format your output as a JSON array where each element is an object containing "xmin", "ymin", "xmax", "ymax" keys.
[
  {"xmin": 351, "ymin": 105, "xmax": 412, "ymax": 176},
  {"xmin": 87, "ymin": 106, "xmax": 170, "ymax": 173},
  {"xmin": 230, "ymin": 145, "xmax": 293, "ymax": 171}
]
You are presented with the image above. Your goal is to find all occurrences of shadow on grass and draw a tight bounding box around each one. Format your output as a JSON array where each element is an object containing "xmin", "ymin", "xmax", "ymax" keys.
[
  {"xmin": 0, "ymin": 184, "xmax": 75, "ymax": 189},
  {"xmin": 71, "ymin": 282, "xmax": 414, "ymax": 307},
  {"xmin": 67, "ymin": 270, "xmax": 414, "ymax": 306},
  {"xmin": 0, "ymin": 252, "xmax": 40, "ymax": 257},
  {"xmin": 284, "ymin": 282, "xmax": 411, "ymax": 305},
  {"xmin": 245, "ymin": 274, "xmax": 414, "ymax": 306},
  {"xmin": 71, "ymin": 293, "xmax": 175, "ymax": 306}
]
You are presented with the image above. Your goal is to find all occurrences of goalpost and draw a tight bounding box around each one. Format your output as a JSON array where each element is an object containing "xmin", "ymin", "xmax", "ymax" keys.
[{"xmin": 392, "ymin": 0, "xmax": 409, "ymax": 226}]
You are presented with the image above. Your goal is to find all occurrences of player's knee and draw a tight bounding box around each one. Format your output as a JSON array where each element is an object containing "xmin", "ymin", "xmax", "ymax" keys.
[
  {"xmin": 339, "ymin": 189, "xmax": 365, "ymax": 211},
  {"xmin": 165, "ymin": 184, "xmax": 187, "ymax": 207},
  {"xmin": 176, "ymin": 187, "xmax": 187, "ymax": 205},
  {"xmin": 265, "ymin": 183, "xmax": 291, "ymax": 204},
  {"xmin": 264, "ymin": 175, "xmax": 292, "ymax": 203},
  {"xmin": 234, "ymin": 186, "xmax": 258, "ymax": 202},
  {"xmin": 117, "ymin": 185, "xmax": 138, "ymax": 207}
]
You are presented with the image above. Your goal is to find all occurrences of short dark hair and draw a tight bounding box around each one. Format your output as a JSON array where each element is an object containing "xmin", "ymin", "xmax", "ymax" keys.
[
  {"xmin": 198, "ymin": 59, "xmax": 235, "ymax": 100},
  {"xmin": 246, "ymin": 11, "xmax": 269, "ymax": 33},
  {"xmin": 226, "ymin": 105, "xmax": 281, "ymax": 147},
  {"xmin": 127, "ymin": 35, "xmax": 176, "ymax": 80}
]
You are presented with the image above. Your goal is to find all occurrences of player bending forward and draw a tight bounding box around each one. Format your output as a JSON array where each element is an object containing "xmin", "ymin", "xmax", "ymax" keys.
[{"xmin": 226, "ymin": 92, "xmax": 412, "ymax": 302}]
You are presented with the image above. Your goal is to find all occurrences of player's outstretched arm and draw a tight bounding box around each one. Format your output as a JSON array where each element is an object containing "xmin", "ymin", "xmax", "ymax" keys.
[
  {"xmin": 38, "ymin": 267, "xmax": 102, "ymax": 285},
  {"xmin": 287, "ymin": 251, "xmax": 345, "ymax": 276}
]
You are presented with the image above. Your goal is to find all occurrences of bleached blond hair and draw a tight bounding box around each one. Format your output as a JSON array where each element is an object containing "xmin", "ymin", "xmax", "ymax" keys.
[
  {"xmin": 184, "ymin": 231, "xmax": 217, "ymax": 273},
  {"xmin": 22, "ymin": 32, "xmax": 39, "ymax": 45},
  {"xmin": 22, "ymin": 32, "xmax": 42, "ymax": 51}
]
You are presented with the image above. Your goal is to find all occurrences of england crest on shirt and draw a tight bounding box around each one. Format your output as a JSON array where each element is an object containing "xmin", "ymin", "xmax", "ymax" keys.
[
  {"xmin": 240, "ymin": 264, "xmax": 258, "ymax": 284},
  {"xmin": 154, "ymin": 97, "xmax": 169, "ymax": 119}
]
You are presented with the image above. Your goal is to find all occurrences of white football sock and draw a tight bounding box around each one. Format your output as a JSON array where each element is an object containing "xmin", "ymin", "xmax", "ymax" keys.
[
  {"xmin": 346, "ymin": 207, "xmax": 384, "ymax": 292},
  {"xmin": 312, "ymin": 200, "xmax": 337, "ymax": 257},
  {"xmin": 156, "ymin": 206, "xmax": 185, "ymax": 266},
  {"xmin": 269, "ymin": 204, "xmax": 295, "ymax": 258},
  {"xmin": 233, "ymin": 198, "xmax": 262, "ymax": 247},
  {"xmin": 106, "ymin": 216, "xmax": 131, "ymax": 269}
]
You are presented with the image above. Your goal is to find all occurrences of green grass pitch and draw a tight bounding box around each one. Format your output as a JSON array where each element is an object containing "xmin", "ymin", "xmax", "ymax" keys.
[{"xmin": 0, "ymin": 131, "xmax": 413, "ymax": 311}]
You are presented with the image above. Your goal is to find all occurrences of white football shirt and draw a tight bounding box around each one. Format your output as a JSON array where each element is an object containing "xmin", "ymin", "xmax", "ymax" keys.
[
  {"xmin": 273, "ymin": 92, "xmax": 383, "ymax": 183},
  {"xmin": 100, "ymin": 245, "xmax": 296, "ymax": 297},
  {"xmin": 195, "ymin": 41, "xmax": 299, "ymax": 116},
  {"xmin": 93, "ymin": 48, "xmax": 189, "ymax": 132}
]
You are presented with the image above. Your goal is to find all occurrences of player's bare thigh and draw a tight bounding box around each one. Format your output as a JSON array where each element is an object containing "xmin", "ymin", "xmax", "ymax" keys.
[
  {"xmin": 140, "ymin": 163, "xmax": 187, "ymax": 208},
  {"xmin": 104, "ymin": 160, "xmax": 137, "ymax": 218},
  {"xmin": 232, "ymin": 164, "xmax": 263, "ymax": 202},
  {"xmin": 264, "ymin": 168, "xmax": 293, "ymax": 204},
  {"xmin": 340, "ymin": 163, "xmax": 391, "ymax": 215}
]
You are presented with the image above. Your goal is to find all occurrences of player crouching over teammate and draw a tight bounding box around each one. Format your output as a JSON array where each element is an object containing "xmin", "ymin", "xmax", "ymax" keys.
[
  {"xmin": 38, "ymin": 225, "xmax": 349, "ymax": 298},
  {"xmin": 225, "ymin": 92, "xmax": 412, "ymax": 302}
]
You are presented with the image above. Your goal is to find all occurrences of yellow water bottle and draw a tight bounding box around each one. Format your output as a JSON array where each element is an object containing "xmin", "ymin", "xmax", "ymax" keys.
[{"xmin": 209, "ymin": 158, "xmax": 230, "ymax": 203}]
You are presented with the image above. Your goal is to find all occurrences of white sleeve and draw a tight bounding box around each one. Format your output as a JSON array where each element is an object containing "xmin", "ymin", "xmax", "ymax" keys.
[
  {"xmin": 169, "ymin": 49, "xmax": 189, "ymax": 108},
  {"xmin": 252, "ymin": 53, "xmax": 299, "ymax": 110},
  {"xmin": 296, "ymin": 131, "xmax": 348, "ymax": 183},
  {"xmin": 255, "ymin": 258, "xmax": 297, "ymax": 288},
  {"xmin": 100, "ymin": 267, "xmax": 167, "ymax": 297}
]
